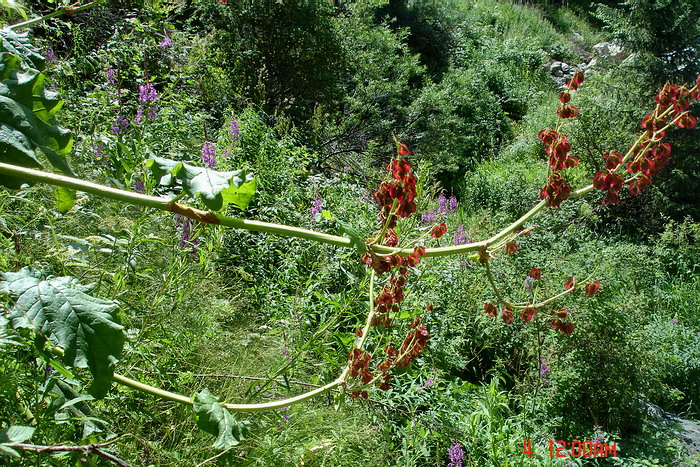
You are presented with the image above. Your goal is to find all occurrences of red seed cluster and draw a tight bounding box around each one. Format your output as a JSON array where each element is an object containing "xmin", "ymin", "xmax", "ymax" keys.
[
  {"xmin": 539, "ymin": 172, "xmax": 572, "ymax": 207},
  {"xmin": 593, "ymin": 170, "xmax": 624, "ymax": 204},
  {"xmin": 371, "ymin": 272, "xmax": 408, "ymax": 328},
  {"xmin": 505, "ymin": 241, "xmax": 518, "ymax": 254},
  {"xmin": 430, "ymin": 222, "xmax": 447, "ymax": 238},
  {"xmin": 538, "ymin": 130, "xmax": 579, "ymax": 171},
  {"xmin": 537, "ymin": 73, "xmax": 584, "ymax": 208},
  {"xmin": 556, "ymin": 71, "xmax": 584, "ymax": 119},
  {"xmin": 373, "ymin": 158, "xmax": 418, "ymax": 229},
  {"xmin": 394, "ymin": 316, "xmax": 429, "ymax": 368},
  {"xmin": 529, "ymin": 268, "xmax": 541, "ymax": 280},
  {"xmin": 352, "ymin": 147, "xmax": 433, "ymax": 394},
  {"xmin": 501, "ymin": 307, "xmax": 514, "ymax": 324},
  {"xmin": 348, "ymin": 348, "xmax": 373, "ymax": 398},
  {"xmin": 484, "ymin": 302, "xmax": 498, "ymax": 317},
  {"xmin": 596, "ymin": 75, "xmax": 700, "ymax": 203}
]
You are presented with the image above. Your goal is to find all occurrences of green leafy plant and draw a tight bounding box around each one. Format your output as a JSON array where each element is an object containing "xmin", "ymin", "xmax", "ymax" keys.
[{"xmin": 0, "ymin": 5, "xmax": 699, "ymax": 464}]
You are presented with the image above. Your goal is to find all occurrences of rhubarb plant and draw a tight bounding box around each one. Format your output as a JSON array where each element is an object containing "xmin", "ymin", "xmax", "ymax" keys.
[{"xmin": 0, "ymin": 11, "xmax": 699, "ymax": 459}]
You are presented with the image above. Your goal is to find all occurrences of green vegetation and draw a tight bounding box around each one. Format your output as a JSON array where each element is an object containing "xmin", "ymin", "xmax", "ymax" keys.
[{"xmin": 1, "ymin": 0, "xmax": 699, "ymax": 465}]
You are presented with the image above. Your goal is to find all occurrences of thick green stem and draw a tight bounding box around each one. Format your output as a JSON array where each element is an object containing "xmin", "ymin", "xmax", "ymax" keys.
[
  {"xmin": 0, "ymin": 163, "xmax": 597, "ymax": 259},
  {"xmin": 113, "ymin": 372, "xmax": 345, "ymax": 413},
  {"xmin": 0, "ymin": 163, "xmax": 352, "ymax": 248},
  {"xmin": 10, "ymin": 0, "xmax": 106, "ymax": 30},
  {"xmin": 483, "ymin": 259, "xmax": 509, "ymax": 307},
  {"xmin": 355, "ymin": 271, "xmax": 375, "ymax": 351}
]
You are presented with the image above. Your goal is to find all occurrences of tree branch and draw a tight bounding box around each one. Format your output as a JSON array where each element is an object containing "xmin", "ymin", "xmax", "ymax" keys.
[{"xmin": 8, "ymin": 442, "xmax": 132, "ymax": 467}]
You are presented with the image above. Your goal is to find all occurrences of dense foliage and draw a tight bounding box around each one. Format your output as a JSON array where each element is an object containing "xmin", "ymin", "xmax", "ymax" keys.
[{"xmin": 0, "ymin": 0, "xmax": 699, "ymax": 466}]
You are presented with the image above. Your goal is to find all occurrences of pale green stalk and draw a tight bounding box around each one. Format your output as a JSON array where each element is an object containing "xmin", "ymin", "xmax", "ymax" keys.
[
  {"xmin": 10, "ymin": 0, "xmax": 106, "ymax": 30},
  {"xmin": 113, "ymin": 372, "xmax": 346, "ymax": 412}
]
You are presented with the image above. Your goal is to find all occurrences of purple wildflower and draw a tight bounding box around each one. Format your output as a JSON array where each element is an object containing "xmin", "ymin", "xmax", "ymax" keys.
[
  {"xmin": 280, "ymin": 347, "xmax": 291, "ymax": 358},
  {"xmin": 671, "ymin": 318, "xmax": 679, "ymax": 325},
  {"xmin": 106, "ymin": 69, "xmax": 116, "ymax": 86},
  {"xmin": 310, "ymin": 198, "xmax": 323, "ymax": 219},
  {"xmin": 437, "ymin": 193, "xmax": 448, "ymax": 215},
  {"xmin": 453, "ymin": 225, "xmax": 469, "ymax": 245},
  {"xmin": 343, "ymin": 166, "xmax": 350, "ymax": 173},
  {"xmin": 421, "ymin": 210, "xmax": 436, "ymax": 225},
  {"xmin": 539, "ymin": 359, "xmax": 551, "ymax": 386},
  {"xmin": 93, "ymin": 142, "xmax": 107, "ymax": 164},
  {"xmin": 44, "ymin": 47, "xmax": 56, "ymax": 63},
  {"xmin": 448, "ymin": 442, "xmax": 464, "ymax": 467},
  {"xmin": 201, "ymin": 142, "xmax": 217, "ymax": 169},
  {"xmin": 230, "ymin": 119, "xmax": 240, "ymax": 138},
  {"xmin": 221, "ymin": 151, "xmax": 231, "ymax": 158},
  {"xmin": 138, "ymin": 83, "xmax": 158, "ymax": 104},
  {"xmin": 132, "ymin": 179, "xmax": 145, "ymax": 193},
  {"xmin": 278, "ymin": 407, "xmax": 290, "ymax": 429},
  {"xmin": 148, "ymin": 105, "xmax": 159, "ymax": 120},
  {"xmin": 175, "ymin": 214, "xmax": 200, "ymax": 259},
  {"xmin": 111, "ymin": 115, "xmax": 130, "ymax": 135},
  {"xmin": 134, "ymin": 107, "xmax": 144, "ymax": 125},
  {"xmin": 423, "ymin": 378, "xmax": 434, "ymax": 388},
  {"xmin": 159, "ymin": 37, "xmax": 172, "ymax": 48},
  {"xmin": 592, "ymin": 426, "xmax": 605, "ymax": 444},
  {"xmin": 449, "ymin": 195, "xmax": 458, "ymax": 212}
]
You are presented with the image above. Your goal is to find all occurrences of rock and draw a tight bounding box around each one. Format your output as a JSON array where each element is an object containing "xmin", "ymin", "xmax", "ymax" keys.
[
  {"xmin": 550, "ymin": 61, "xmax": 565, "ymax": 77},
  {"xmin": 593, "ymin": 42, "xmax": 628, "ymax": 64},
  {"xmin": 593, "ymin": 42, "xmax": 610, "ymax": 56},
  {"xmin": 645, "ymin": 402, "xmax": 700, "ymax": 465}
]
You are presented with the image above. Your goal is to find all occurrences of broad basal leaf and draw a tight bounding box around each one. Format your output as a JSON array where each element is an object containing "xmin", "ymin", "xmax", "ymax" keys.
[
  {"xmin": 147, "ymin": 157, "xmax": 256, "ymax": 211},
  {"xmin": 0, "ymin": 425, "xmax": 34, "ymax": 458},
  {"xmin": 0, "ymin": 29, "xmax": 74, "ymax": 195},
  {"xmin": 192, "ymin": 389, "xmax": 249, "ymax": 450},
  {"xmin": 0, "ymin": 28, "xmax": 45, "ymax": 72},
  {"xmin": 0, "ymin": 268, "xmax": 124, "ymax": 398}
]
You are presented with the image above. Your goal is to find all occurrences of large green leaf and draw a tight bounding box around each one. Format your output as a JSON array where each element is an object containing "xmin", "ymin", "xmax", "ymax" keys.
[
  {"xmin": 147, "ymin": 157, "xmax": 256, "ymax": 211},
  {"xmin": 192, "ymin": 389, "xmax": 249, "ymax": 450},
  {"xmin": 0, "ymin": 425, "xmax": 34, "ymax": 458},
  {"xmin": 0, "ymin": 28, "xmax": 74, "ymax": 198},
  {"xmin": 0, "ymin": 268, "xmax": 124, "ymax": 398},
  {"xmin": 0, "ymin": 28, "xmax": 45, "ymax": 72}
]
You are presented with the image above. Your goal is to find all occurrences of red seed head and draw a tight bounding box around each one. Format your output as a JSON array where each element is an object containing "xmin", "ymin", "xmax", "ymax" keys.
[
  {"xmin": 506, "ymin": 241, "xmax": 518, "ymax": 254},
  {"xmin": 585, "ymin": 281, "xmax": 601, "ymax": 296},
  {"xmin": 530, "ymin": 268, "xmax": 541, "ymax": 280},
  {"xmin": 501, "ymin": 309, "xmax": 514, "ymax": 325},
  {"xmin": 572, "ymin": 71, "xmax": 584, "ymax": 87},
  {"xmin": 559, "ymin": 322, "xmax": 574, "ymax": 335},
  {"xmin": 430, "ymin": 223, "xmax": 448, "ymax": 239},
  {"xmin": 520, "ymin": 307, "xmax": 537, "ymax": 322},
  {"xmin": 484, "ymin": 302, "xmax": 498, "ymax": 318},
  {"xmin": 397, "ymin": 142, "xmax": 410, "ymax": 156}
]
